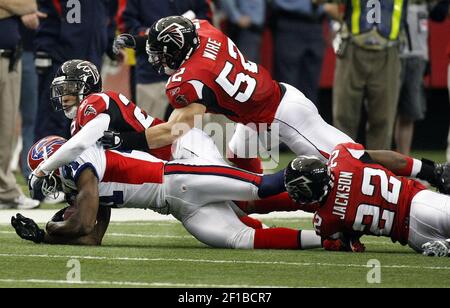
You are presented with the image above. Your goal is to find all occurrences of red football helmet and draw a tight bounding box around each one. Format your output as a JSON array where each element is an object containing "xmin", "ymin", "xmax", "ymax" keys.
[
  {"xmin": 27, "ymin": 136, "xmax": 67, "ymax": 200},
  {"xmin": 27, "ymin": 136, "xmax": 67, "ymax": 172}
]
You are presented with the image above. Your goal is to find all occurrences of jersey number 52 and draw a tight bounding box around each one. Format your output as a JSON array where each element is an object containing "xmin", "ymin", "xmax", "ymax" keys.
[{"xmin": 215, "ymin": 38, "xmax": 258, "ymax": 103}]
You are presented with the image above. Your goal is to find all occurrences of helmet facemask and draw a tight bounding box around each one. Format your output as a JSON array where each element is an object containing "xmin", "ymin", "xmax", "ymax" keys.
[
  {"xmin": 28, "ymin": 170, "xmax": 63, "ymax": 201},
  {"xmin": 51, "ymin": 77, "xmax": 92, "ymax": 119},
  {"xmin": 41, "ymin": 171, "xmax": 63, "ymax": 200},
  {"xmin": 146, "ymin": 40, "xmax": 182, "ymax": 76}
]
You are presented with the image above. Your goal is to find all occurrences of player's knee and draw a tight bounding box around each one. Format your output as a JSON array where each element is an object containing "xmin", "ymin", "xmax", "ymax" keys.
[{"xmin": 227, "ymin": 227, "xmax": 255, "ymax": 249}]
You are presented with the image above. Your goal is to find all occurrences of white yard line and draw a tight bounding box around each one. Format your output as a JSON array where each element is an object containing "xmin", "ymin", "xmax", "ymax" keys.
[
  {"xmin": 0, "ymin": 209, "xmax": 313, "ymax": 224},
  {"xmin": 0, "ymin": 278, "xmax": 289, "ymax": 288},
  {"xmin": 0, "ymin": 253, "xmax": 447, "ymax": 271},
  {"xmin": 0, "ymin": 231, "xmax": 399, "ymax": 245},
  {"xmin": 0, "ymin": 231, "xmax": 193, "ymax": 239}
]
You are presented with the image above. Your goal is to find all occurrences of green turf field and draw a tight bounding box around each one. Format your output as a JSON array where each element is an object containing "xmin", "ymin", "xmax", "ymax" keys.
[
  {"xmin": 1, "ymin": 151, "xmax": 448, "ymax": 288},
  {"xmin": 1, "ymin": 218, "xmax": 450, "ymax": 288}
]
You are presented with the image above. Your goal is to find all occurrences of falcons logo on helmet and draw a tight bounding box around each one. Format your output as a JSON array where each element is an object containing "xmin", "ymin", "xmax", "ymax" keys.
[
  {"xmin": 157, "ymin": 23, "xmax": 185, "ymax": 49},
  {"xmin": 76, "ymin": 61, "xmax": 100, "ymax": 84},
  {"xmin": 288, "ymin": 176, "xmax": 314, "ymax": 198}
]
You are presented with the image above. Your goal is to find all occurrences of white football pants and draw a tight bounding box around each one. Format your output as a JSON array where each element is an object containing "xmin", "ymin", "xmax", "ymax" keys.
[
  {"xmin": 229, "ymin": 83, "xmax": 354, "ymax": 161},
  {"xmin": 408, "ymin": 190, "xmax": 450, "ymax": 253}
]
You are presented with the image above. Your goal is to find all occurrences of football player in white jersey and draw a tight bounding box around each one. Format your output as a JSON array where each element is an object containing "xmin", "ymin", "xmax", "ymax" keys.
[{"xmin": 12, "ymin": 136, "xmax": 326, "ymax": 250}]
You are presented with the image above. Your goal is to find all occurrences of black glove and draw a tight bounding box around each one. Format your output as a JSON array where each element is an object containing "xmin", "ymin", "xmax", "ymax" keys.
[
  {"xmin": 112, "ymin": 33, "xmax": 136, "ymax": 55},
  {"xmin": 435, "ymin": 163, "xmax": 450, "ymax": 195},
  {"xmin": 11, "ymin": 214, "xmax": 45, "ymax": 244},
  {"xmin": 100, "ymin": 131, "xmax": 123, "ymax": 150}
]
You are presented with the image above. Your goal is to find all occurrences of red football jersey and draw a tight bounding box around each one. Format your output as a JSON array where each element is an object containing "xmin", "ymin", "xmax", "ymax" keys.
[
  {"xmin": 314, "ymin": 143, "xmax": 427, "ymax": 245},
  {"xmin": 71, "ymin": 91, "xmax": 172, "ymax": 161},
  {"xmin": 165, "ymin": 20, "xmax": 281, "ymax": 125}
]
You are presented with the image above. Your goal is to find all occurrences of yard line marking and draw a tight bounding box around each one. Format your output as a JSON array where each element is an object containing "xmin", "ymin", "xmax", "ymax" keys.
[
  {"xmin": 109, "ymin": 222, "xmax": 176, "ymax": 226},
  {"xmin": 0, "ymin": 278, "xmax": 290, "ymax": 288},
  {"xmin": 0, "ymin": 231, "xmax": 419, "ymax": 247},
  {"xmin": 0, "ymin": 231, "xmax": 193, "ymax": 239},
  {"xmin": 108, "ymin": 233, "xmax": 193, "ymax": 239},
  {"xmin": 0, "ymin": 231, "xmax": 192, "ymax": 239},
  {"xmin": 0, "ymin": 253, "xmax": 448, "ymax": 271},
  {"xmin": 0, "ymin": 232, "xmax": 402, "ymax": 245}
]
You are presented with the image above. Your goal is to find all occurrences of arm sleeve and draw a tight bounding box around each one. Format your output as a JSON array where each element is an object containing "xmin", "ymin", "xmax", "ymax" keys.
[
  {"xmin": 39, "ymin": 114, "xmax": 111, "ymax": 173},
  {"xmin": 167, "ymin": 80, "xmax": 205, "ymax": 109}
]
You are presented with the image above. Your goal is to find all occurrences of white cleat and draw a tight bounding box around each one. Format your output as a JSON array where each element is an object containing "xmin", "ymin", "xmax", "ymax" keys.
[
  {"xmin": 0, "ymin": 195, "xmax": 40, "ymax": 210},
  {"xmin": 422, "ymin": 240, "xmax": 450, "ymax": 257}
]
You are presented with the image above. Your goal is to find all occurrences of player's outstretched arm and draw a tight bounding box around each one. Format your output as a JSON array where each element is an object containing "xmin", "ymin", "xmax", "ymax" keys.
[
  {"xmin": 45, "ymin": 168, "xmax": 100, "ymax": 238},
  {"xmin": 144, "ymin": 103, "xmax": 207, "ymax": 149},
  {"xmin": 37, "ymin": 114, "xmax": 110, "ymax": 176},
  {"xmin": 366, "ymin": 150, "xmax": 450, "ymax": 194},
  {"xmin": 365, "ymin": 150, "xmax": 412, "ymax": 175}
]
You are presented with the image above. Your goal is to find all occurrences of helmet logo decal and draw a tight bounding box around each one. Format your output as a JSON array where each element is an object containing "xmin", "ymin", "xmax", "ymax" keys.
[
  {"xmin": 30, "ymin": 138, "xmax": 66, "ymax": 162},
  {"xmin": 288, "ymin": 176, "xmax": 313, "ymax": 197},
  {"xmin": 157, "ymin": 23, "xmax": 185, "ymax": 49},
  {"xmin": 76, "ymin": 61, "xmax": 100, "ymax": 84}
]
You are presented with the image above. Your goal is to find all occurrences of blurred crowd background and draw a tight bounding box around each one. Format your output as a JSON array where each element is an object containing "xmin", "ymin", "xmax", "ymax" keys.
[{"xmin": 0, "ymin": 0, "xmax": 449, "ymax": 208}]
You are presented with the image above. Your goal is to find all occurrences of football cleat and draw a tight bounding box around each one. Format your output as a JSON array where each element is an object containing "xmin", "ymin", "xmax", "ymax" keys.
[{"xmin": 422, "ymin": 239, "xmax": 450, "ymax": 257}]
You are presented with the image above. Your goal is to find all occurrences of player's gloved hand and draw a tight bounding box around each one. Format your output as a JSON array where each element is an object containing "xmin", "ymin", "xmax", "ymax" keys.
[
  {"xmin": 113, "ymin": 33, "xmax": 136, "ymax": 55},
  {"xmin": 323, "ymin": 238, "xmax": 351, "ymax": 252},
  {"xmin": 422, "ymin": 240, "xmax": 450, "ymax": 257},
  {"xmin": 11, "ymin": 214, "xmax": 45, "ymax": 244},
  {"xmin": 323, "ymin": 236, "xmax": 365, "ymax": 253},
  {"xmin": 28, "ymin": 172, "xmax": 46, "ymax": 201},
  {"xmin": 100, "ymin": 131, "xmax": 123, "ymax": 150},
  {"xmin": 350, "ymin": 238, "xmax": 366, "ymax": 253},
  {"xmin": 435, "ymin": 163, "xmax": 450, "ymax": 195}
]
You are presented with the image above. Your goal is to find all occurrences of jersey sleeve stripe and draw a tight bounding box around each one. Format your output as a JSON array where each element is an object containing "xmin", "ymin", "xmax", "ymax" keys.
[
  {"xmin": 187, "ymin": 80, "xmax": 205, "ymax": 100},
  {"xmin": 164, "ymin": 163, "xmax": 262, "ymax": 186},
  {"xmin": 411, "ymin": 159, "xmax": 423, "ymax": 177},
  {"xmin": 347, "ymin": 148, "xmax": 365, "ymax": 159},
  {"xmin": 91, "ymin": 93, "xmax": 110, "ymax": 109}
]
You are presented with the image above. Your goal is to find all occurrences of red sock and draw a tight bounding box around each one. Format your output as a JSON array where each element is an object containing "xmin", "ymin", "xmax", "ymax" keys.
[
  {"xmin": 254, "ymin": 228, "xmax": 300, "ymax": 249},
  {"xmin": 239, "ymin": 215, "xmax": 264, "ymax": 229},
  {"xmin": 228, "ymin": 156, "xmax": 263, "ymax": 174}
]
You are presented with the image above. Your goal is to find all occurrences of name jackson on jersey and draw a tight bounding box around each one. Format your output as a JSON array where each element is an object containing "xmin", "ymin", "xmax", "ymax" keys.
[{"xmin": 314, "ymin": 143, "xmax": 426, "ymax": 245}]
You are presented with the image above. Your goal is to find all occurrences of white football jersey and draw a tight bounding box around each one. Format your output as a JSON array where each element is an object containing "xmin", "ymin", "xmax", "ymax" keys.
[{"xmin": 59, "ymin": 144, "xmax": 168, "ymax": 214}]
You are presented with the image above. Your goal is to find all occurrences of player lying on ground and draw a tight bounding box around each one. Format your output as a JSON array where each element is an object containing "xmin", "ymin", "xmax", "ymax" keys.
[
  {"xmin": 11, "ymin": 136, "xmax": 325, "ymax": 250},
  {"xmin": 32, "ymin": 59, "xmax": 307, "ymax": 215},
  {"xmin": 112, "ymin": 16, "xmax": 354, "ymax": 176},
  {"xmin": 283, "ymin": 143, "xmax": 450, "ymax": 256}
]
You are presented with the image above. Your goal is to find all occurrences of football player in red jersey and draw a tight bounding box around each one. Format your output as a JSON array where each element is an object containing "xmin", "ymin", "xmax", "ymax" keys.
[
  {"xmin": 30, "ymin": 59, "xmax": 173, "ymax": 181},
  {"xmin": 31, "ymin": 59, "xmax": 306, "ymax": 215},
  {"xmin": 112, "ymin": 16, "xmax": 354, "ymax": 177},
  {"xmin": 284, "ymin": 143, "xmax": 450, "ymax": 256},
  {"xmin": 12, "ymin": 136, "xmax": 325, "ymax": 250}
]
